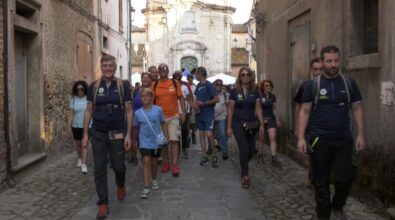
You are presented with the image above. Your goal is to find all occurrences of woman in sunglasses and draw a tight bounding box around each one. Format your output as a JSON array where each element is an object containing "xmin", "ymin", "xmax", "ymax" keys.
[
  {"xmin": 227, "ymin": 67, "xmax": 265, "ymax": 189},
  {"xmin": 257, "ymin": 80, "xmax": 282, "ymax": 167},
  {"xmin": 67, "ymin": 80, "xmax": 89, "ymax": 174}
]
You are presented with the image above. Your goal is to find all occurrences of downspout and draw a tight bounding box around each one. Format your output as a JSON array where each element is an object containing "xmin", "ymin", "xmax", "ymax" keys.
[{"xmin": 3, "ymin": 0, "xmax": 15, "ymax": 187}]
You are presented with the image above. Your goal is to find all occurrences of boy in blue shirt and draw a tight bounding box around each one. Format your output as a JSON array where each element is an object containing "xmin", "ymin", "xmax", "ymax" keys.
[{"xmin": 133, "ymin": 88, "xmax": 168, "ymax": 199}]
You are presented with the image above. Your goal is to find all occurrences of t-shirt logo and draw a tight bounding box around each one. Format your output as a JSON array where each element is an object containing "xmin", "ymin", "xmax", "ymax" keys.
[
  {"xmin": 98, "ymin": 87, "xmax": 105, "ymax": 96},
  {"xmin": 237, "ymin": 94, "xmax": 243, "ymax": 101},
  {"xmin": 169, "ymin": 85, "xmax": 175, "ymax": 92},
  {"xmin": 261, "ymin": 97, "xmax": 266, "ymax": 103},
  {"xmin": 320, "ymin": 89, "xmax": 327, "ymax": 96}
]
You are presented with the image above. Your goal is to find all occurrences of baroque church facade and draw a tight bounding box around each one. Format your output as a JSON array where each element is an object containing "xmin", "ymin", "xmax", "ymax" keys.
[{"xmin": 135, "ymin": 0, "xmax": 235, "ymax": 75}]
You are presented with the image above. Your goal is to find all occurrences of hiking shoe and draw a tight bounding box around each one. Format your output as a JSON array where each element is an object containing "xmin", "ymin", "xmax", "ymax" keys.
[
  {"xmin": 116, "ymin": 186, "xmax": 126, "ymax": 201},
  {"xmin": 129, "ymin": 156, "xmax": 138, "ymax": 166},
  {"xmin": 140, "ymin": 188, "xmax": 151, "ymax": 199},
  {"xmin": 242, "ymin": 176, "xmax": 250, "ymax": 189},
  {"xmin": 212, "ymin": 156, "xmax": 219, "ymax": 168},
  {"xmin": 161, "ymin": 162, "xmax": 170, "ymax": 173},
  {"xmin": 77, "ymin": 159, "xmax": 82, "ymax": 167},
  {"xmin": 206, "ymin": 148, "xmax": 213, "ymax": 155},
  {"xmin": 199, "ymin": 156, "xmax": 209, "ymax": 166},
  {"xmin": 222, "ymin": 153, "xmax": 229, "ymax": 160},
  {"xmin": 332, "ymin": 209, "xmax": 347, "ymax": 220},
  {"xmin": 96, "ymin": 204, "xmax": 109, "ymax": 219},
  {"xmin": 257, "ymin": 154, "xmax": 264, "ymax": 164},
  {"xmin": 151, "ymin": 179, "xmax": 159, "ymax": 190},
  {"xmin": 271, "ymin": 155, "xmax": 282, "ymax": 167},
  {"xmin": 172, "ymin": 164, "xmax": 180, "ymax": 177},
  {"xmin": 182, "ymin": 148, "xmax": 189, "ymax": 159},
  {"xmin": 81, "ymin": 164, "xmax": 88, "ymax": 174},
  {"xmin": 191, "ymin": 134, "xmax": 196, "ymax": 144}
]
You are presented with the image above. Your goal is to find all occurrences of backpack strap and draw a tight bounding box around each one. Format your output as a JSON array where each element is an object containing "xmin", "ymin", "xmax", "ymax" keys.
[
  {"xmin": 339, "ymin": 73, "xmax": 351, "ymax": 104},
  {"xmin": 115, "ymin": 77, "xmax": 124, "ymax": 105},
  {"xmin": 313, "ymin": 75, "xmax": 321, "ymax": 107},
  {"xmin": 92, "ymin": 79, "xmax": 101, "ymax": 105}
]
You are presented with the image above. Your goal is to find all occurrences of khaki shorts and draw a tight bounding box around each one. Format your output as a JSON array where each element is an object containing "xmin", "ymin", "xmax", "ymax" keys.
[{"xmin": 165, "ymin": 115, "xmax": 180, "ymax": 141}]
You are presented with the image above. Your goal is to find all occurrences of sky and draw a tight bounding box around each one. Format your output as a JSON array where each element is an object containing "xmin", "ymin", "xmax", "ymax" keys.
[{"xmin": 132, "ymin": 0, "xmax": 254, "ymax": 27}]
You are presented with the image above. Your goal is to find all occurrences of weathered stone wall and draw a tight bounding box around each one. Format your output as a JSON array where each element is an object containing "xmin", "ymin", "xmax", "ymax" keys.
[
  {"xmin": 255, "ymin": 0, "xmax": 395, "ymax": 205},
  {"xmin": 40, "ymin": 0, "xmax": 97, "ymax": 154},
  {"xmin": 0, "ymin": 1, "xmax": 6, "ymax": 182}
]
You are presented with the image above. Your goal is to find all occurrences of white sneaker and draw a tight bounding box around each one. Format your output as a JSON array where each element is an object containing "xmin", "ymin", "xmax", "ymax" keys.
[
  {"xmin": 81, "ymin": 164, "xmax": 88, "ymax": 174},
  {"xmin": 77, "ymin": 159, "xmax": 82, "ymax": 167},
  {"xmin": 140, "ymin": 188, "xmax": 151, "ymax": 199},
  {"xmin": 151, "ymin": 179, "xmax": 159, "ymax": 190}
]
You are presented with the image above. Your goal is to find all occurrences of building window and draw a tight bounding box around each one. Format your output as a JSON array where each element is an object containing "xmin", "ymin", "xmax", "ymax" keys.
[
  {"xmin": 350, "ymin": 0, "xmax": 378, "ymax": 56},
  {"xmin": 181, "ymin": 56, "xmax": 198, "ymax": 71},
  {"xmin": 119, "ymin": 0, "xmax": 123, "ymax": 32},
  {"xmin": 102, "ymin": 36, "xmax": 108, "ymax": 49}
]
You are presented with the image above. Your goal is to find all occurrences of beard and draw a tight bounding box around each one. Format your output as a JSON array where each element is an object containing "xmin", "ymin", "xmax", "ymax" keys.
[{"xmin": 325, "ymin": 67, "xmax": 339, "ymax": 76}]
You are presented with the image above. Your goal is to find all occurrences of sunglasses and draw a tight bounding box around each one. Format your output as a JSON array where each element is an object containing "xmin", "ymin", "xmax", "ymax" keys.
[
  {"xmin": 241, "ymin": 73, "xmax": 251, "ymax": 77},
  {"xmin": 76, "ymin": 87, "xmax": 85, "ymax": 91},
  {"xmin": 158, "ymin": 66, "xmax": 168, "ymax": 71},
  {"xmin": 264, "ymin": 84, "xmax": 272, "ymax": 87},
  {"xmin": 216, "ymin": 83, "xmax": 223, "ymax": 86}
]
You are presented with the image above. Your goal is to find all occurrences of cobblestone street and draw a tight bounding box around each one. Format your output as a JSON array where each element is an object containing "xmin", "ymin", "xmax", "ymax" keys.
[{"xmin": 0, "ymin": 140, "xmax": 388, "ymax": 220}]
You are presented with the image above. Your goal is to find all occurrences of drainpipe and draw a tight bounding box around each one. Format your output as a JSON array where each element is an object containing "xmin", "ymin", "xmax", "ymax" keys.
[{"xmin": 3, "ymin": 0, "xmax": 16, "ymax": 187}]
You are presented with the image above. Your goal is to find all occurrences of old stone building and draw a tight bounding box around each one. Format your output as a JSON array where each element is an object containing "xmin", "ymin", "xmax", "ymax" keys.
[
  {"xmin": 253, "ymin": 0, "xmax": 395, "ymax": 204},
  {"xmin": 0, "ymin": 0, "xmax": 131, "ymax": 186},
  {"xmin": 231, "ymin": 24, "xmax": 249, "ymax": 76},
  {"xmin": 140, "ymin": 0, "xmax": 235, "ymax": 75}
]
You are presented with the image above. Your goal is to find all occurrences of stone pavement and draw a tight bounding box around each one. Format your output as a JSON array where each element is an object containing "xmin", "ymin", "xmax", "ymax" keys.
[
  {"xmin": 228, "ymin": 139, "xmax": 388, "ymax": 220},
  {"xmin": 72, "ymin": 143, "xmax": 265, "ymax": 220},
  {"xmin": 0, "ymin": 139, "xmax": 388, "ymax": 220}
]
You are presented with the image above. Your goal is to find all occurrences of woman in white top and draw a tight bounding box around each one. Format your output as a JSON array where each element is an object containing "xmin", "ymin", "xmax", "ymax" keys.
[{"xmin": 67, "ymin": 80, "xmax": 88, "ymax": 174}]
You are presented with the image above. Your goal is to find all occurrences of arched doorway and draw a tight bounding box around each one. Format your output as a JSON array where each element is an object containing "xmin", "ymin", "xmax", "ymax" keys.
[{"xmin": 180, "ymin": 56, "xmax": 198, "ymax": 71}]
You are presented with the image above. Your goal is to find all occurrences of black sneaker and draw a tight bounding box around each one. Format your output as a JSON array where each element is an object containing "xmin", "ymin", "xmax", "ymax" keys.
[
  {"xmin": 212, "ymin": 156, "xmax": 219, "ymax": 168},
  {"xmin": 271, "ymin": 155, "xmax": 282, "ymax": 168},
  {"xmin": 199, "ymin": 156, "xmax": 209, "ymax": 166},
  {"xmin": 222, "ymin": 153, "xmax": 229, "ymax": 160}
]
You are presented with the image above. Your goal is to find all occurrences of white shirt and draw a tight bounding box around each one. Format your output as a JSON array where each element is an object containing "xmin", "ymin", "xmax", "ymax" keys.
[{"xmin": 214, "ymin": 91, "xmax": 228, "ymax": 120}]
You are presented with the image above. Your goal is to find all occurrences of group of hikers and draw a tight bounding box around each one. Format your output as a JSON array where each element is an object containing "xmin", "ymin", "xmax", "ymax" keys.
[{"xmin": 68, "ymin": 45, "xmax": 365, "ymax": 220}]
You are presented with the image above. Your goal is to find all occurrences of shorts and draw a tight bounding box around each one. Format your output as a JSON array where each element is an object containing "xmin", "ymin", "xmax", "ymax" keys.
[
  {"xmin": 139, "ymin": 148, "xmax": 162, "ymax": 158},
  {"xmin": 264, "ymin": 117, "xmax": 277, "ymax": 129},
  {"xmin": 72, "ymin": 127, "xmax": 83, "ymax": 141},
  {"xmin": 196, "ymin": 118, "xmax": 214, "ymax": 131},
  {"xmin": 165, "ymin": 115, "xmax": 180, "ymax": 141},
  {"xmin": 189, "ymin": 114, "xmax": 196, "ymax": 124}
]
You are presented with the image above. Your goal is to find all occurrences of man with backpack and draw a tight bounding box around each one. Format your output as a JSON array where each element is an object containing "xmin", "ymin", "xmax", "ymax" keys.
[
  {"xmin": 294, "ymin": 57, "xmax": 323, "ymax": 187},
  {"xmin": 151, "ymin": 63, "xmax": 186, "ymax": 177},
  {"xmin": 81, "ymin": 54, "xmax": 133, "ymax": 219},
  {"xmin": 297, "ymin": 46, "xmax": 365, "ymax": 220}
]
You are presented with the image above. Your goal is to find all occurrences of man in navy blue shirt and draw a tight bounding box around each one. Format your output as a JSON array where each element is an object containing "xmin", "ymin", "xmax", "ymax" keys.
[
  {"xmin": 297, "ymin": 46, "xmax": 365, "ymax": 220},
  {"xmin": 82, "ymin": 54, "xmax": 133, "ymax": 219},
  {"xmin": 193, "ymin": 67, "xmax": 219, "ymax": 167}
]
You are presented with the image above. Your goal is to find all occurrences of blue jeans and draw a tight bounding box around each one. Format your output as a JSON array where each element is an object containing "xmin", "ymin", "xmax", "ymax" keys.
[{"xmin": 214, "ymin": 119, "xmax": 228, "ymax": 154}]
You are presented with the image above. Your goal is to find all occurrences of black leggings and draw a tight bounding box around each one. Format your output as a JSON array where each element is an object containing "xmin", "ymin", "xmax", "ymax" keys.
[
  {"xmin": 180, "ymin": 113, "xmax": 190, "ymax": 149},
  {"xmin": 232, "ymin": 121, "xmax": 257, "ymax": 176}
]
